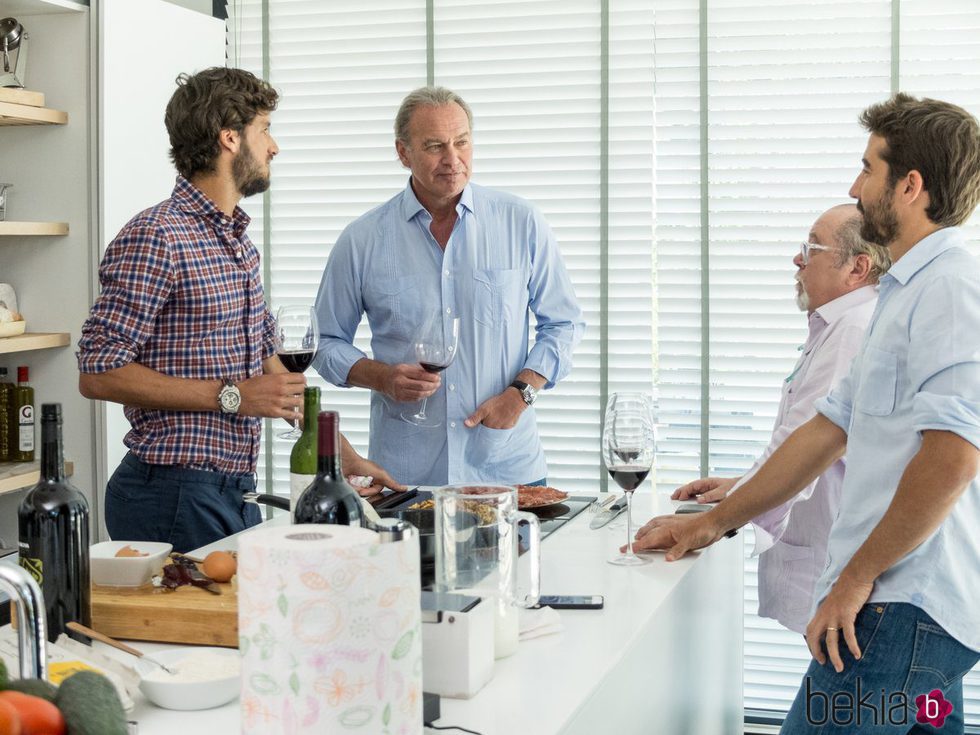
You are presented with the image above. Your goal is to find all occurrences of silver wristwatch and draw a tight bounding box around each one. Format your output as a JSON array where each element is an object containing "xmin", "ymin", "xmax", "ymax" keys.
[
  {"xmin": 509, "ymin": 380, "xmax": 537, "ymax": 407},
  {"xmin": 218, "ymin": 379, "xmax": 241, "ymax": 414}
]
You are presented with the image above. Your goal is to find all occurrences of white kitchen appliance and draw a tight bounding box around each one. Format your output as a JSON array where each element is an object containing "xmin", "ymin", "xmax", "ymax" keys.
[
  {"xmin": 0, "ymin": 18, "xmax": 28, "ymax": 89},
  {"xmin": 421, "ymin": 591, "xmax": 494, "ymax": 699}
]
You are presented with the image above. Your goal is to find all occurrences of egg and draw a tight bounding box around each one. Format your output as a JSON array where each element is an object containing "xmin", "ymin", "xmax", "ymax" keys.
[{"xmin": 202, "ymin": 550, "xmax": 237, "ymax": 583}]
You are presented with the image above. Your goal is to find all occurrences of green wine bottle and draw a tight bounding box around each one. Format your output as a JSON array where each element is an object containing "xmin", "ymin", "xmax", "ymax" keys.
[{"xmin": 289, "ymin": 386, "xmax": 320, "ymax": 519}]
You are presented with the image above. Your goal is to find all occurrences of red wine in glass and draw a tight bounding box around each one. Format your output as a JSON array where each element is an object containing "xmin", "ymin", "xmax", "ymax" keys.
[
  {"xmin": 279, "ymin": 350, "xmax": 315, "ymax": 373},
  {"xmin": 608, "ymin": 468, "xmax": 650, "ymax": 491},
  {"xmin": 420, "ymin": 362, "xmax": 451, "ymax": 374}
]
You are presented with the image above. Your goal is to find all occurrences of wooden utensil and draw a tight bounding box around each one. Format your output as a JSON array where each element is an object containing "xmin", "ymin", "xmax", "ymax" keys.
[{"xmin": 66, "ymin": 621, "xmax": 177, "ymax": 675}]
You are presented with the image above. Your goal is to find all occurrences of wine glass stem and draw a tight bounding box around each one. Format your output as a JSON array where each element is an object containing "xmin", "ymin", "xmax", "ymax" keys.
[
  {"xmin": 624, "ymin": 490, "xmax": 636, "ymax": 557},
  {"xmin": 417, "ymin": 396, "xmax": 429, "ymax": 420}
]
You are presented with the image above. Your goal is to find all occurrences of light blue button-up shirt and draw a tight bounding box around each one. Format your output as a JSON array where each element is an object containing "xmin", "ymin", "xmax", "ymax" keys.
[
  {"xmin": 814, "ymin": 227, "xmax": 980, "ymax": 651},
  {"xmin": 313, "ymin": 180, "xmax": 585, "ymax": 486}
]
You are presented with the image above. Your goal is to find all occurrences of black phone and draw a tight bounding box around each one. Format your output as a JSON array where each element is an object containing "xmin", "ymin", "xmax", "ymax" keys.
[
  {"xmin": 536, "ymin": 595, "xmax": 604, "ymax": 610},
  {"xmin": 675, "ymin": 503, "xmax": 711, "ymax": 514}
]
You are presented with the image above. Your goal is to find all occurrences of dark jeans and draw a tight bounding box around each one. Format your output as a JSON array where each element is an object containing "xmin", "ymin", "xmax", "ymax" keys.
[
  {"xmin": 781, "ymin": 603, "xmax": 978, "ymax": 734},
  {"xmin": 105, "ymin": 453, "xmax": 262, "ymax": 553},
  {"xmin": 523, "ymin": 478, "xmax": 547, "ymax": 486}
]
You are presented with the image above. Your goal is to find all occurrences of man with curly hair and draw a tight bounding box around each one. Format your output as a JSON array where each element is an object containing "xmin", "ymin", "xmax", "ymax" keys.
[{"xmin": 78, "ymin": 68, "xmax": 399, "ymax": 552}]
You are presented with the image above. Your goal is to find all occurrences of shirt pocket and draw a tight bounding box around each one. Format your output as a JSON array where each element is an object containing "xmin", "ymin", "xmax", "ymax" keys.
[
  {"xmin": 367, "ymin": 274, "xmax": 425, "ymax": 336},
  {"xmin": 855, "ymin": 346, "xmax": 898, "ymax": 416},
  {"xmin": 472, "ymin": 268, "xmax": 525, "ymax": 327}
]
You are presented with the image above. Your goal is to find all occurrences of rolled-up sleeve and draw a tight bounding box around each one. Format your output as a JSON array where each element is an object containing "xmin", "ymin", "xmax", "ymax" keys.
[
  {"xmin": 313, "ymin": 227, "xmax": 369, "ymax": 387},
  {"xmin": 815, "ymin": 364, "xmax": 856, "ymax": 434},
  {"xmin": 77, "ymin": 226, "xmax": 174, "ymax": 374},
  {"xmin": 908, "ymin": 274, "xmax": 980, "ymax": 448},
  {"xmin": 522, "ymin": 209, "xmax": 585, "ymax": 387}
]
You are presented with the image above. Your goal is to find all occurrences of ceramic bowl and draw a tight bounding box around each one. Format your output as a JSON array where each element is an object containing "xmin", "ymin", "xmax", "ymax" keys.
[
  {"xmin": 90, "ymin": 541, "xmax": 172, "ymax": 587},
  {"xmin": 137, "ymin": 647, "xmax": 240, "ymax": 711},
  {"xmin": 0, "ymin": 320, "xmax": 25, "ymax": 338}
]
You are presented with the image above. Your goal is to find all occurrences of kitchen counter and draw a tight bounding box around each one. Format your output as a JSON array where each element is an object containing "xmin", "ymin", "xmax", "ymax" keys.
[{"xmin": 118, "ymin": 491, "xmax": 744, "ymax": 735}]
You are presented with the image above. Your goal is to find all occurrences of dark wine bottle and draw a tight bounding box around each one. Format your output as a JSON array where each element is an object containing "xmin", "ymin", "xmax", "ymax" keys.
[
  {"xmin": 289, "ymin": 386, "xmax": 320, "ymax": 518},
  {"xmin": 294, "ymin": 410, "xmax": 363, "ymax": 527},
  {"xmin": 18, "ymin": 403, "xmax": 91, "ymax": 642}
]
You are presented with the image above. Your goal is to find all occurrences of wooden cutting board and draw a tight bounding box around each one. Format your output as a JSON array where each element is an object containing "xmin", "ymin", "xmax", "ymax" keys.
[{"xmin": 90, "ymin": 581, "xmax": 238, "ymax": 648}]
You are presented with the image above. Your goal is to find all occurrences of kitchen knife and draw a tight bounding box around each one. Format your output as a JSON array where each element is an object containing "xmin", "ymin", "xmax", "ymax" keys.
[{"xmin": 589, "ymin": 495, "xmax": 629, "ymax": 529}]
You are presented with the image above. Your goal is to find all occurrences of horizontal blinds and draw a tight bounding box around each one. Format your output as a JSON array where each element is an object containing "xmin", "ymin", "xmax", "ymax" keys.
[{"xmin": 900, "ymin": 0, "xmax": 980, "ymax": 718}]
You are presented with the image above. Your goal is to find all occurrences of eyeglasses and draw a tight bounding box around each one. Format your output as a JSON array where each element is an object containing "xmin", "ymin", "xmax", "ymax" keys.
[{"xmin": 799, "ymin": 241, "xmax": 836, "ymax": 265}]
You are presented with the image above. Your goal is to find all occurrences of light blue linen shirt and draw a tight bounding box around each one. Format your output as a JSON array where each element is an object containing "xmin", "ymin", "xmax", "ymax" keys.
[
  {"xmin": 814, "ymin": 227, "xmax": 980, "ymax": 652},
  {"xmin": 313, "ymin": 180, "xmax": 585, "ymax": 486}
]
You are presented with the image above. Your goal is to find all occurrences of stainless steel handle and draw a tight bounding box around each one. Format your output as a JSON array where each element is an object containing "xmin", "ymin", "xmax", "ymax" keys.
[{"xmin": 0, "ymin": 563, "xmax": 47, "ymax": 679}]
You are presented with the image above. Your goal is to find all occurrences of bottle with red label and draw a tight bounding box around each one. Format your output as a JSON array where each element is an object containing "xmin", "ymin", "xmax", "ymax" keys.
[{"xmin": 11, "ymin": 365, "xmax": 34, "ymax": 462}]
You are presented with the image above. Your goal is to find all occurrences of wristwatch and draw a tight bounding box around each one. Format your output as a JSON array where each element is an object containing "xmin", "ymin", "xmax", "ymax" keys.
[
  {"xmin": 218, "ymin": 379, "xmax": 241, "ymax": 415},
  {"xmin": 509, "ymin": 380, "xmax": 537, "ymax": 407}
]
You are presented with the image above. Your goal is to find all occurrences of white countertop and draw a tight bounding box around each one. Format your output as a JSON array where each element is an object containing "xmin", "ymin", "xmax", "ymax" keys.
[{"xmin": 103, "ymin": 491, "xmax": 743, "ymax": 735}]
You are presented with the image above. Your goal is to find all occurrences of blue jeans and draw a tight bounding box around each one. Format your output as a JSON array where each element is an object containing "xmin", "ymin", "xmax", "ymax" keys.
[
  {"xmin": 105, "ymin": 453, "xmax": 262, "ymax": 553},
  {"xmin": 781, "ymin": 603, "xmax": 978, "ymax": 734}
]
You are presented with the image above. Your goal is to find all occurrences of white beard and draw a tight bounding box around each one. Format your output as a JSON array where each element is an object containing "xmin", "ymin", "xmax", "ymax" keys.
[{"xmin": 795, "ymin": 279, "xmax": 810, "ymax": 312}]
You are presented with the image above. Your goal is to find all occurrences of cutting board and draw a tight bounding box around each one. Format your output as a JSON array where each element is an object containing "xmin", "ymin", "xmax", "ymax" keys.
[{"xmin": 90, "ymin": 581, "xmax": 238, "ymax": 648}]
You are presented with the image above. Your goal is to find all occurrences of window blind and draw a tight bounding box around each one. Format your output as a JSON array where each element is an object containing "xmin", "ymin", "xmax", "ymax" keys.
[{"xmin": 230, "ymin": 0, "xmax": 979, "ymax": 726}]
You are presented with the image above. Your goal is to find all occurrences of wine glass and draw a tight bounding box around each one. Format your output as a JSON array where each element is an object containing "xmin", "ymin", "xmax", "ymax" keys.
[
  {"xmin": 401, "ymin": 316, "xmax": 459, "ymax": 427},
  {"xmin": 275, "ymin": 305, "xmax": 318, "ymax": 439},
  {"xmin": 602, "ymin": 392, "xmax": 656, "ymax": 566}
]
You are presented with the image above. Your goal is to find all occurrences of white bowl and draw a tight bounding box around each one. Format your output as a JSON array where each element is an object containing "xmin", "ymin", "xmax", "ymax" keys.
[
  {"xmin": 90, "ymin": 541, "xmax": 172, "ymax": 587},
  {"xmin": 0, "ymin": 320, "xmax": 25, "ymax": 338},
  {"xmin": 137, "ymin": 647, "xmax": 240, "ymax": 711}
]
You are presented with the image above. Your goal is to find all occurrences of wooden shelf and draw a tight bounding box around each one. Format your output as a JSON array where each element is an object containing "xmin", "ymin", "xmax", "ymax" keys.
[
  {"xmin": 0, "ymin": 460, "xmax": 75, "ymax": 496},
  {"xmin": 0, "ymin": 221, "xmax": 68, "ymax": 236},
  {"xmin": 0, "ymin": 101, "xmax": 67, "ymax": 126},
  {"xmin": 0, "ymin": 332, "xmax": 70, "ymax": 355}
]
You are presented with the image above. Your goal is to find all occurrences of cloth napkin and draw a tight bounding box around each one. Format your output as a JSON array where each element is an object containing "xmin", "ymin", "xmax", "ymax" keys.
[{"xmin": 519, "ymin": 605, "xmax": 564, "ymax": 640}]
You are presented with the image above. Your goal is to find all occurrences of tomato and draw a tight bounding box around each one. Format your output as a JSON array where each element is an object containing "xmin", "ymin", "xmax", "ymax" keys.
[
  {"xmin": 0, "ymin": 693, "xmax": 62, "ymax": 735},
  {"xmin": 0, "ymin": 697, "xmax": 21, "ymax": 735}
]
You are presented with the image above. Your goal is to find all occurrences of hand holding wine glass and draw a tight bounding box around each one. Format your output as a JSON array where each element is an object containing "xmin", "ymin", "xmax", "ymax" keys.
[
  {"xmin": 275, "ymin": 305, "xmax": 318, "ymax": 439},
  {"xmin": 603, "ymin": 392, "xmax": 656, "ymax": 566},
  {"xmin": 401, "ymin": 316, "xmax": 459, "ymax": 427}
]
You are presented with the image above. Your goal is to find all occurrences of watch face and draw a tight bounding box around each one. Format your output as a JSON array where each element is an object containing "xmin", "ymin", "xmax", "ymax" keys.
[
  {"xmin": 220, "ymin": 386, "xmax": 241, "ymax": 412},
  {"xmin": 523, "ymin": 386, "xmax": 536, "ymax": 405}
]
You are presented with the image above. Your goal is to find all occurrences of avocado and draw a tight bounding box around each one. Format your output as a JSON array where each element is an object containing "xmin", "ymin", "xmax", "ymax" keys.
[
  {"xmin": 2, "ymin": 677, "xmax": 58, "ymax": 702},
  {"xmin": 55, "ymin": 671, "xmax": 127, "ymax": 735}
]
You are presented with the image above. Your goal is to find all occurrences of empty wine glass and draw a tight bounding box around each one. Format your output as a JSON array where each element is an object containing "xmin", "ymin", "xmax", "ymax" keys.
[
  {"xmin": 603, "ymin": 392, "xmax": 656, "ymax": 566},
  {"xmin": 401, "ymin": 316, "xmax": 459, "ymax": 427},
  {"xmin": 275, "ymin": 305, "xmax": 318, "ymax": 439}
]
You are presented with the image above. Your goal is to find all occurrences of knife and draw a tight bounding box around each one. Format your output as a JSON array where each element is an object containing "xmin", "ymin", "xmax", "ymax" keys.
[{"xmin": 590, "ymin": 495, "xmax": 629, "ymax": 529}]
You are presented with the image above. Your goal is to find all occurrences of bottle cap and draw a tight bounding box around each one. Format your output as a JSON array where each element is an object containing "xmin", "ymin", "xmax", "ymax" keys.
[
  {"xmin": 317, "ymin": 410, "xmax": 339, "ymax": 455},
  {"xmin": 41, "ymin": 403, "xmax": 62, "ymax": 421},
  {"xmin": 17, "ymin": 366, "xmax": 28, "ymax": 382}
]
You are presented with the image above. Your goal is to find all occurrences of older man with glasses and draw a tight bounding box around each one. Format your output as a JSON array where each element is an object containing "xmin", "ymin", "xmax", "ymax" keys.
[{"xmin": 668, "ymin": 202, "xmax": 891, "ymax": 636}]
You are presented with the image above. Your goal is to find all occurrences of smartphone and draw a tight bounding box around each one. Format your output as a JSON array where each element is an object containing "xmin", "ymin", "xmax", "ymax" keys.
[
  {"xmin": 675, "ymin": 503, "xmax": 711, "ymax": 514},
  {"xmin": 536, "ymin": 595, "xmax": 604, "ymax": 610}
]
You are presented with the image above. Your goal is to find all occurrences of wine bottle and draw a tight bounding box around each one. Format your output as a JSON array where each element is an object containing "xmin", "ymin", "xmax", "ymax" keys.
[
  {"xmin": 0, "ymin": 367, "xmax": 12, "ymax": 461},
  {"xmin": 18, "ymin": 403, "xmax": 91, "ymax": 642},
  {"xmin": 294, "ymin": 410, "xmax": 363, "ymax": 527},
  {"xmin": 289, "ymin": 386, "xmax": 320, "ymax": 519},
  {"xmin": 11, "ymin": 366, "xmax": 34, "ymax": 462}
]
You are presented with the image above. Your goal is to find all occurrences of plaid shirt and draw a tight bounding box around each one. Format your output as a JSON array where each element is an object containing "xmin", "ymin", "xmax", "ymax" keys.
[{"xmin": 78, "ymin": 177, "xmax": 277, "ymax": 474}]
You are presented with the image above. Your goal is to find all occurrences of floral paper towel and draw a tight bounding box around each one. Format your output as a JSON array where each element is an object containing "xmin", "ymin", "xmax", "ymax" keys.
[{"xmin": 238, "ymin": 524, "xmax": 422, "ymax": 734}]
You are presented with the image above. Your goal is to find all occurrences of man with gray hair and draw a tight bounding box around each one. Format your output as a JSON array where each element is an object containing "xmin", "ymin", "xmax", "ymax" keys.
[
  {"xmin": 313, "ymin": 86, "xmax": 584, "ymax": 486},
  {"xmin": 670, "ymin": 203, "xmax": 890, "ymax": 634}
]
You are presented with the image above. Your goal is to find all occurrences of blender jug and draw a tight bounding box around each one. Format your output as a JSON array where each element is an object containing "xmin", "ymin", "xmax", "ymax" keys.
[{"xmin": 433, "ymin": 485, "xmax": 540, "ymax": 659}]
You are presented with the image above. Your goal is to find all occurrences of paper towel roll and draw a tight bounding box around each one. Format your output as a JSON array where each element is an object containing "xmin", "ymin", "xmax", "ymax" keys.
[{"xmin": 238, "ymin": 524, "xmax": 422, "ymax": 734}]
